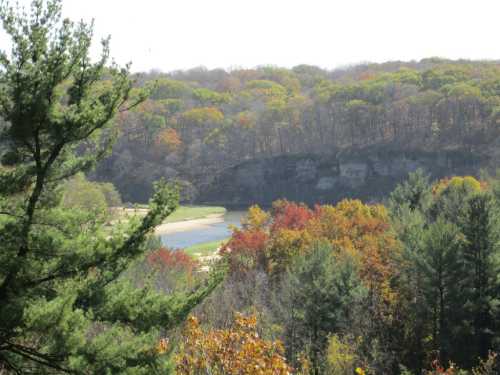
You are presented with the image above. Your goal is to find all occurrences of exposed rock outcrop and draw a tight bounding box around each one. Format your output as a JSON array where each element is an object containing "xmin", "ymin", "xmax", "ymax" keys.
[{"xmin": 199, "ymin": 148, "xmax": 491, "ymax": 207}]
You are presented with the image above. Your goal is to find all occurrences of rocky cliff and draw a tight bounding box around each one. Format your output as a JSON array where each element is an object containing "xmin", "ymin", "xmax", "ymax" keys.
[{"xmin": 199, "ymin": 148, "xmax": 495, "ymax": 207}]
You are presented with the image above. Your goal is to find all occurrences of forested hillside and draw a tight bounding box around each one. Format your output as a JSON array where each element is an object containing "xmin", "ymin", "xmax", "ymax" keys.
[
  {"xmin": 3, "ymin": 1, "xmax": 500, "ymax": 374},
  {"xmin": 94, "ymin": 60, "xmax": 500, "ymax": 202}
]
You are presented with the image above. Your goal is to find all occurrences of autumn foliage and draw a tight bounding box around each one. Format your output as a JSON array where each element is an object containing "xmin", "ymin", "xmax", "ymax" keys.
[
  {"xmin": 270, "ymin": 200, "xmax": 314, "ymax": 232},
  {"xmin": 176, "ymin": 313, "xmax": 292, "ymax": 375},
  {"xmin": 222, "ymin": 199, "xmax": 401, "ymax": 305},
  {"xmin": 147, "ymin": 247, "xmax": 198, "ymax": 274},
  {"xmin": 310, "ymin": 200, "xmax": 401, "ymax": 305},
  {"xmin": 432, "ymin": 175, "xmax": 485, "ymax": 196},
  {"xmin": 154, "ymin": 128, "xmax": 183, "ymax": 154},
  {"xmin": 220, "ymin": 229, "xmax": 269, "ymax": 274}
]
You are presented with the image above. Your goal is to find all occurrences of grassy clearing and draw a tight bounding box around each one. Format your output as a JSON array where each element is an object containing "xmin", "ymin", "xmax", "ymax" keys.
[
  {"xmin": 163, "ymin": 205, "xmax": 226, "ymax": 223},
  {"xmin": 113, "ymin": 205, "xmax": 226, "ymax": 225},
  {"xmin": 183, "ymin": 239, "xmax": 228, "ymax": 258}
]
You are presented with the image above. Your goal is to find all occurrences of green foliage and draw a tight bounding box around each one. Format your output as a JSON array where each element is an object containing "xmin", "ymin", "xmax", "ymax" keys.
[
  {"xmin": 192, "ymin": 88, "xmax": 230, "ymax": 105},
  {"xmin": 60, "ymin": 173, "xmax": 122, "ymax": 214},
  {"xmin": 390, "ymin": 171, "xmax": 500, "ymax": 371},
  {"xmin": 0, "ymin": 2, "xmax": 219, "ymax": 373},
  {"xmin": 99, "ymin": 181, "xmax": 123, "ymax": 207},
  {"xmin": 277, "ymin": 244, "xmax": 367, "ymax": 372},
  {"xmin": 457, "ymin": 193, "xmax": 500, "ymax": 365},
  {"xmin": 389, "ymin": 168, "xmax": 433, "ymax": 213},
  {"xmin": 61, "ymin": 173, "xmax": 108, "ymax": 214},
  {"xmin": 419, "ymin": 219, "xmax": 466, "ymax": 363},
  {"xmin": 150, "ymin": 78, "xmax": 192, "ymax": 100},
  {"xmin": 162, "ymin": 205, "xmax": 226, "ymax": 223},
  {"xmin": 430, "ymin": 176, "xmax": 484, "ymax": 223}
]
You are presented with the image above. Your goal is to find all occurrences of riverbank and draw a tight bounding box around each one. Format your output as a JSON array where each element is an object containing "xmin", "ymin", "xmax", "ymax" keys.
[
  {"xmin": 154, "ymin": 213, "xmax": 225, "ymax": 235},
  {"xmin": 158, "ymin": 210, "xmax": 244, "ymax": 260}
]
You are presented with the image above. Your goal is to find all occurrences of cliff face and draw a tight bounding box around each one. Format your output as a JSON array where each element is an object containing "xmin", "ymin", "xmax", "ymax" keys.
[{"xmin": 199, "ymin": 149, "xmax": 493, "ymax": 207}]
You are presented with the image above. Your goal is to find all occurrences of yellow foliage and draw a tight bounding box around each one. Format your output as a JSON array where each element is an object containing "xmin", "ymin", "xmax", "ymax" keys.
[
  {"xmin": 432, "ymin": 176, "xmax": 484, "ymax": 196},
  {"xmin": 176, "ymin": 314, "xmax": 292, "ymax": 375},
  {"xmin": 267, "ymin": 228, "xmax": 313, "ymax": 274},
  {"xmin": 242, "ymin": 205, "xmax": 270, "ymax": 231},
  {"xmin": 181, "ymin": 107, "xmax": 224, "ymax": 126},
  {"xmin": 326, "ymin": 334, "xmax": 362, "ymax": 375},
  {"xmin": 306, "ymin": 200, "xmax": 401, "ymax": 308}
]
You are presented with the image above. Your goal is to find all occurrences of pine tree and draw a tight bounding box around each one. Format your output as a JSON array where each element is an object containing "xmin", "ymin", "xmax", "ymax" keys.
[
  {"xmin": 389, "ymin": 169, "xmax": 433, "ymax": 214},
  {"xmin": 0, "ymin": 1, "xmax": 220, "ymax": 373},
  {"xmin": 277, "ymin": 244, "xmax": 367, "ymax": 374},
  {"xmin": 458, "ymin": 192, "xmax": 500, "ymax": 366},
  {"xmin": 418, "ymin": 219, "xmax": 465, "ymax": 365}
]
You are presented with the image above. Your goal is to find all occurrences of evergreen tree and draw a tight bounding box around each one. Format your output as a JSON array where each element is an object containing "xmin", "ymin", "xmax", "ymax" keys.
[
  {"xmin": 389, "ymin": 169, "xmax": 433, "ymax": 214},
  {"xmin": 0, "ymin": 1, "xmax": 220, "ymax": 373},
  {"xmin": 391, "ymin": 206, "xmax": 428, "ymax": 373},
  {"xmin": 418, "ymin": 219, "xmax": 465, "ymax": 365},
  {"xmin": 277, "ymin": 244, "xmax": 367, "ymax": 374},
  {"xmin": 458, "ymin": 192, "xmax": 500, "ymax": 365}
]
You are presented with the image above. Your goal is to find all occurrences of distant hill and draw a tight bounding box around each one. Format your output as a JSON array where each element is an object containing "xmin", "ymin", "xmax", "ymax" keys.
[{"xmin": 93, "ymin": 59, "xmax": 500, "ymax": 203}]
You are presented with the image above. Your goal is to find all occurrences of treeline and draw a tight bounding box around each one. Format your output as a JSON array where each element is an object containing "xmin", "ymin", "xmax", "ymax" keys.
[
  {"xmin": 95, "ymin": 59, "xmax": 500, "ymax": 201},
  {"xmin": 162, "ymin": 171, "xmax": 500, "ymax": 374}
]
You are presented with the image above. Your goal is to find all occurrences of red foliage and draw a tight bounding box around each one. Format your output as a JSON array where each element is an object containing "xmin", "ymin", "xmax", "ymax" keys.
[
  {"xmin": 426, "ymin": 359, "xmax": 457, "ymax": 374},
  {"xmin": 220, "ymin": 229, "xmax": 269, "ymax": 273},
  {"xmin": 271, "ymin": 200, "xmax": 314, "ymax": 233},
  {"xmin": 147, "ymin": 247, "xmax": 198, "ymax": 274}
]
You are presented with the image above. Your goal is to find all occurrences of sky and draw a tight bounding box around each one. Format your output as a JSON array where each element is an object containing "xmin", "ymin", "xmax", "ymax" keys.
[{"xmin": 1, "ymin": 0, "xmax": 499, "ymax": 73}]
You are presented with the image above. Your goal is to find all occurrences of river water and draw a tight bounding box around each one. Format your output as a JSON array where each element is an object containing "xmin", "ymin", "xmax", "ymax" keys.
[{"xmin": 159, "ymin": 211, "xmax": 245, "ymax": 249}]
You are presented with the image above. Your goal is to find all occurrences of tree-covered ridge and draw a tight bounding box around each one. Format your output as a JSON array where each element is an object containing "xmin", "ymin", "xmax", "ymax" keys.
[{"xmin": 98, "ymin": 60, "xmax": 500, "ymax": 201}]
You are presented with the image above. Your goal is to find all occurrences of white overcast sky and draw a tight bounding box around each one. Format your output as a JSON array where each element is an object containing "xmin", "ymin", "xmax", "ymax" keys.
[{"xmin": 1, "ymin": 0, "xmax": 499, "ymax": 72}]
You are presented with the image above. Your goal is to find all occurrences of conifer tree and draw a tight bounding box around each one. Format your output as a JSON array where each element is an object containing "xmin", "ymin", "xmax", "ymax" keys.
[
  {"xmin": 0, "ymin": 1, "xmax": 220, "ymax": 373},
  {"xmin": 418, "ymin": 219, "xmax": 465, "ymax": 365},
  {"xmin": 277, "ymin": 244, "xmax": 367, "ymax": 373},
  {"xmin": 457, "ymin": 192, "xmax": 500, "ymax": 366},
  {"xmin": 389, "ymin": 168, "xmax": 433, "ymax": 214}
]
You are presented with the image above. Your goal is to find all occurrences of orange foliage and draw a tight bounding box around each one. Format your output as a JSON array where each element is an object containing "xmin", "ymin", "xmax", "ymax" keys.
[
  {"xmin": 176, "ymin": 314, "xmax": 292, "ymax": 375},
  {"xmin": 154, "ymin": 128, "xmax": 182, "ymax": 154},
  {"xmin": 271, "ymin": 200, "xmax": 314, "ymax": 232},
  {"xmin": 236, "ymin": 111, "xmax": 257, "ymax": 129},
  {"xmin": 156, "ymin": 338, "xmax": 169, "ymax": 354},
  {"xmin": 425, "ymin": 359, "xmax": 458, "ymax": 375},
  {"xmin": 307, "ymin": 200, "xmax": 400, "ymax": 305}
]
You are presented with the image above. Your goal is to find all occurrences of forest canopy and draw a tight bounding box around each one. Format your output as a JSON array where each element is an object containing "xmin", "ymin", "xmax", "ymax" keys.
[{"xmin": 94, "ymin": 59, "xmax": 500, "ymax": 201}]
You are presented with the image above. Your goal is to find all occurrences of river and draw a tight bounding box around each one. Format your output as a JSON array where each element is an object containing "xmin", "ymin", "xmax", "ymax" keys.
[{"xmin": 159, "ymin": 211, "xmax": 245, "ymax": 249}]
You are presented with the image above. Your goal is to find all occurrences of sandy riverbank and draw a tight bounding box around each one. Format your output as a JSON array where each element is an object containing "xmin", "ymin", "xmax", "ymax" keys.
[{"xmin": 154, "ymin": 213, "xmax": 225, "ymax": 235}]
